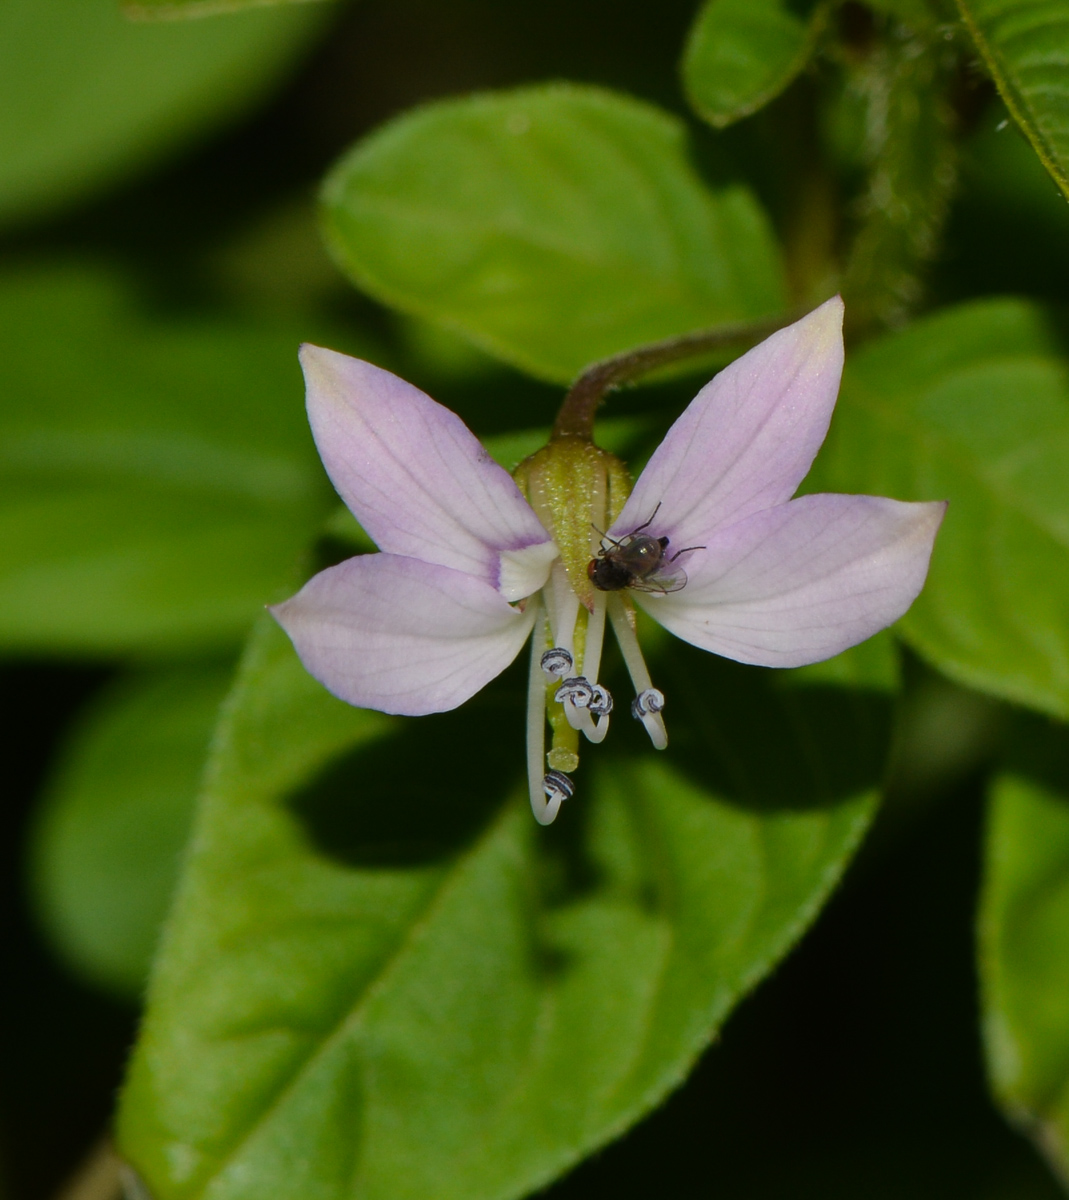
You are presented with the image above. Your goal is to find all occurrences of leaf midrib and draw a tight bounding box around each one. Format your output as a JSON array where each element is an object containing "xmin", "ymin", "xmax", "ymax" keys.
[{"xmin": 192, "ymin": 808, "xmax": 517, "ymax": 1200}]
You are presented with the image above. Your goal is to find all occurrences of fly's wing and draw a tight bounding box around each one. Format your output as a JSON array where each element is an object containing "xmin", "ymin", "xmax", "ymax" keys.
[{"xmin": 630, "ymin": 562, "xmax": 688, "ymax": 595}]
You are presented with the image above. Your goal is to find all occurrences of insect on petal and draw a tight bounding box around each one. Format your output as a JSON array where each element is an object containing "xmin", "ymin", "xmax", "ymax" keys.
[
  {"xmin": 641, "ymin": 493, "xmax": 946, "ymax": 668},
  {"xmin": 611, "ymin": 297, "xmax": 845, "ymax": 549}
]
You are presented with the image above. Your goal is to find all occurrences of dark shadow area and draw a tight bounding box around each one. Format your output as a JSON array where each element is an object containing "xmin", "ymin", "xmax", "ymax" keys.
[
  {"xmin": 1001, "ymin": 709, "xmax": 1069, "ymax": 802},
  {"xmin": 287, "ymin": 656, "xmax": 528, "ymax": 868},
  {"xmin": 652, "ymin": 641, "xmax": 892, "ymax": 813},
  {"xmin": 0, "ymin": 664, "xmax": 138, "ymax": 1200},
  {"xmin": 543, "ymin": 771, "xmax": 1064, "ymax": 1200},
  {"xmin": 935, "ymin": 104, "xmax": 1069, "ymax": 312}
]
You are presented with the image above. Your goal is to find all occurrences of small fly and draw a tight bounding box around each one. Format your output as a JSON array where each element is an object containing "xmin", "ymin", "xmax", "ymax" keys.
[{"xmin": 587, "ymin": 505, "xmax": 704, "ymax": 596}]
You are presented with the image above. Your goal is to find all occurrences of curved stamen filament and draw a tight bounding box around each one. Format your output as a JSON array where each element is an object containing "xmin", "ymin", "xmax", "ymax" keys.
[
  {"xmin": 557, "ymin": 591, "xmax": 611, "ymax": 744},
  {"xmin": 526, "ymin": 595, "xmax": 562, "ymax": 825},
  {"xmin": 546, "ymin": 562, "xmax": 580, "ymax": 655},
  {"xmin": 583, "ymin": 591, "xmax": 607, "ymax": 684},
  {"xmin": 607, "ymin": 594, "xmax": 668, "ymax": 750},
  {"xmin": 555, "ymin": 676, "xmax": 612, "ymax": 744}
]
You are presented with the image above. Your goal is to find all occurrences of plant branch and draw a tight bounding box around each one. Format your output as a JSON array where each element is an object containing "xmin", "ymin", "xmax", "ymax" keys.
[{"xmin": 551, "ymin": 310, "xmax": 804, "ymax": 441}]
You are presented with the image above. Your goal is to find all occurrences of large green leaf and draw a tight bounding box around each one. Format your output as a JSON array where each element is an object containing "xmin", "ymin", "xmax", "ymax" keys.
[
  {"xmin": 808, "ymin": 298, "xmax": 1069, "ymax": 720},
  {"xmin": 956, "ymin": 0, "xmax": 1069, "ymax": 202},
  {"xmin": 980, "ymin": 716, "xmax": 1069, "ymax": 1184},
  {"xmin": 0, "ymin": 266, "xmax": 331, "ymax": 655},
  {"xmin": 682, "ymin": 0, "xmax": 826, "ymax": 129},
  {"xmin": 0, "ymin": 0, "xmax": 326, "ymax": 226},
  {"xmin": 322, "ymin": 84, "xmax": 787, "ymax": 384},
  {"xmin": 117, "ymin": 614, "xmax": 885, "ymax": 1200},
  {"xmin": 29, "ymin": 664, "xmax": 232, "ymax": 999},
  {"xmin": 126, "ymin": 0, "xmax": 329, "ymax": 19}
]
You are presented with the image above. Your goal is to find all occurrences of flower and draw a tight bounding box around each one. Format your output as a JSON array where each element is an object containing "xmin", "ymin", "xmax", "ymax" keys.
[{"xmin": 271, "ymin": 298, "xmax": 945, "ymax": 824}]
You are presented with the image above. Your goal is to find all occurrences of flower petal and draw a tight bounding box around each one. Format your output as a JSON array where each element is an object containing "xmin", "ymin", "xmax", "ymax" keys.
[
  {"xmin": 498, "ymin": 541, "xmax": 559, "ymax": 603},
  {"xmin": 609, "ymin": 297, "xmax": 845, "ymax": 547},
  {"xmin": 640, "ymin": 493, "xmax": 946, "ymax": 668},
  {"xmin": 301, "ymin": 345, "xmax": 554, "ymax": 589},
  {"xmin": 270, "ymin": 553, "xmax": 536, "ymax": 715}
]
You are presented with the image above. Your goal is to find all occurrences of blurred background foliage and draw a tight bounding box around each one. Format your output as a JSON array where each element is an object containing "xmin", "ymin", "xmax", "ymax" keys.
[{"xmin": 4, "ymin": 0, "xmax": 1069, "ymax": 1197}]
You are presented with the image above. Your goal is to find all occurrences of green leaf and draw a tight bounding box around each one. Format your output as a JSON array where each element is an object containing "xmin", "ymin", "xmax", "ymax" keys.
[
  {"xmin": 29, "ymin": 664, "xmax": 232, "ymax": 999},
  {"xmin": 117, "ymin": 616, "xmax": 884, "ymax": 1200},
  {"xmin": 980, "ymin": 715, "xmax": 1069, "ymax": 1183},
  {"xmin": 126, "ymin": 0, "xmax": 329, "ymax": 19},
  {"xmin": 0, "ymin": 266, "xmax": 332, "ymax": 655},
  {"xmin": 0, "ymin": 0, "xmax": 327, "ymax": 226},
  {"xmin": 322, "ymin": 84, "xmax": 787, "ymax": 384},
  {"xmin": 956, "ymin": 0, "xmax": 1069, "ymax": 202},
  {"xmin": 682, "ymin": 0, "xmax": 826, "ymax": 129},
  {"xmin": 809, "ymin": 297, "xmax": 1069, "ymax": 720}
]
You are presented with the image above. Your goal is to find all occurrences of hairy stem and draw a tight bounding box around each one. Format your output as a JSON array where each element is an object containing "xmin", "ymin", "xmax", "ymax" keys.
[{"xmin": 842, "ymin": 15, "xmax": 959, "ymax": 333}]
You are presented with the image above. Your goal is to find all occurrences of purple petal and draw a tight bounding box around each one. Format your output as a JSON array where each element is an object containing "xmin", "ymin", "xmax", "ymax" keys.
[
  {"xmin": 610, "ymin": 297, "xmax": 845, "ymax": 548},
  {"xmin": 639, "ymin": 493, "xmax": 946, "ymax": 668},
  {"xmin": 301, "ymin": 346, "xmax": 554, "ymax": 589},
  {"xmin": 270, "ymin": 553, "xmax": 535, "ymax": 715}
]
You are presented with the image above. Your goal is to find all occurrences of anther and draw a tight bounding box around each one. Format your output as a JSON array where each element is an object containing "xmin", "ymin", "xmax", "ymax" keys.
[
  {"xmin": 543, "ymin": 770, "xmax": 574, "ymax": 803},
  {"xmin": 555, "ymin": 676, "xmax": 612, "ymax": 742},
  {"xmin": 541, "ymin": 647, "xmax": 573, "ymax": 680},
  {"xmin": 554, "ymin": 676, "xmax": 595, "ymax": 708},
  {"xmin": 631, "ymin": 688, "xmax": 665, "ymax": 719}
]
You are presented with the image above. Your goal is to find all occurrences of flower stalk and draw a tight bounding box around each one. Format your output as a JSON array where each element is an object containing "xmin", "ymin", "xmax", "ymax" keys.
[{"xmin": 551, "ymin": 310, "xmax": 803, "ymax": 442}]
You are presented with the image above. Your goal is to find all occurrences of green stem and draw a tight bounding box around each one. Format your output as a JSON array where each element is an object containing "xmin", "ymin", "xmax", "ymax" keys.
[
  {"xmin": 551, "ymin": 310, "xmax": 803, "ymax": 442},
  {"xmin": 841, "ymin": 17, "xmax": 959, "ymax": 334}
]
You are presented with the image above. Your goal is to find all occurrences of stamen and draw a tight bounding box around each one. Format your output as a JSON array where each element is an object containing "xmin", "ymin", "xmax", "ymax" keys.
[
  {"xmin": 547, "ymin": 562, "xmax": 581, "ymax": 656},
  {"xmin": 631, "ymin": 688, "xmax": 666, "ymax": 745},
  {"xmin": 632, "ymin": 688, "xmax": 665, "ymax": 718},
  {"xmin": 526, "ymin": 595, "xmax": 560, "ymax": 825},
  {"xmin": 555, "ymin": 676, "xmax": 596, "ymax": 708},
  {"xmin": 536, "ymin": 770, "xmax": 574, "ymax": 824},
  {"xmin": 554, "ymin": 676, "xmax": 612, "ymax": 744},
  {"xmin": 543, "ymin": 770, "xmax": 574, "ymax": 801},
  {"xmin": 607, "ymin": 594, "xmax": 668, "ymax": 750},
  {"xmin": 583, "ymin": 592, "xmax": 607, "ymax": 684},
  {"xmin": 540, "ymin": 647, "xmax": 573, "ymax": 680}
]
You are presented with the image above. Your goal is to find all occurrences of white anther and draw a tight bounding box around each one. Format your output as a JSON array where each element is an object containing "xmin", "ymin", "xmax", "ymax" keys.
[
  {"xmin": 543, "ymin": 769, "xmax": 574, "ymax": 801},
  {"xmin": 555, "ymin": 676, "xmax": 595, "ymax": 708},
  {"xmin": 630, "ymin": 687, "xmax": 667, "ymax": 751},
  {"xmin": 541, "ymin": 647, "xmax": 573, "ymax": 680},
  {"xmin": 555, "ymin": 676, "xmax": 611, "ymax": 743},
  {"xmin": 535, "ymin": 769, "xmax": 574, "ymax": 824},
  {"xmin": 631, "ymin": 688, "xmax": 665, "ymax": 718}
]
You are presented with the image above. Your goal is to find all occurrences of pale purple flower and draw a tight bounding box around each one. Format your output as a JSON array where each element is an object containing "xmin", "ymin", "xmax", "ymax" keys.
[{"xmin": 272, "ymin": 298, "xmax": 945, "ymax": 823}]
